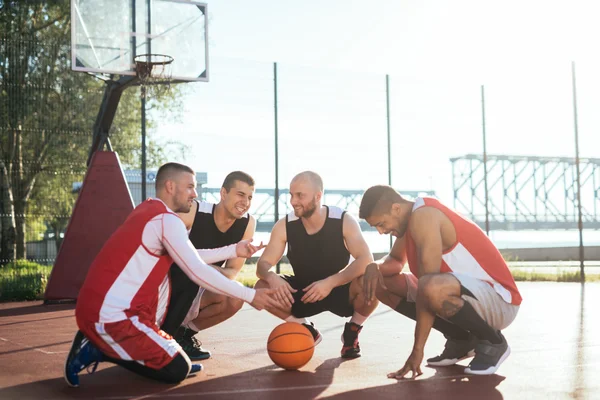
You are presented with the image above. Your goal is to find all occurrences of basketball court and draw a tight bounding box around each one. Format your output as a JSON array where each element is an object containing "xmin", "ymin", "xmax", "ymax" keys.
[{"xmin": 0, "ymin": 281, "xmax": 598, "ymax": 399}]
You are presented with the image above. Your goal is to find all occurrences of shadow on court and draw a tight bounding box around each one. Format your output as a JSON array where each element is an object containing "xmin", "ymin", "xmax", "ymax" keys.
[{"xmin": 0, "ymin": 282, "xmax": 599, "ymax": 400}]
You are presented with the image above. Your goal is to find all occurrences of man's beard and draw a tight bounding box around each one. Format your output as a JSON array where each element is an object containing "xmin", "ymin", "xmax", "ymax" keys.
[{"xmin": 297, "ymin": 198, "xmax": 318, "ymax": 218}]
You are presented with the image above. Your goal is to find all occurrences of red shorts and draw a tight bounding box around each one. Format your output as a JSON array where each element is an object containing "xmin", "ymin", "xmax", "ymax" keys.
[{"xmin": 77, "ymin": 316, "xmax": 182, "ymax": 370}]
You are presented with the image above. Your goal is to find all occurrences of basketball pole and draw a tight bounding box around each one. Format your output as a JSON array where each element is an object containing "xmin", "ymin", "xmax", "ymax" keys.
[
  {"xmin": 273, "ymin": 62, "xmax": 281, "ymax": 274},
  {"xmin": 385, "ymin": 74, "xmax": 393, "ymax": 250},
  {"xmin": 570, "ymin": 61, "xmax": 585, "ymax": 283},
  {"xmin": 141, "ymin": 86, "xmax": 147, "ymax": 202},
  {"xmin": 481, "ymin": 85, "xmax": 490, "ymax": 236}
]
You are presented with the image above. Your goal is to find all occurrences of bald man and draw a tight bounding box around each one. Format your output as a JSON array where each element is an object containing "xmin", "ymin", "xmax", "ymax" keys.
[{"xmin": 255, "ymin": 171, "xmax": 378, "ymax": 359}]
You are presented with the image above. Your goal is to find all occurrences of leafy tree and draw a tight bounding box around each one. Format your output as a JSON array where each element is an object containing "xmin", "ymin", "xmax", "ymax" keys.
[{"xmin": 0, "ymin": 0, "xmax": 186, "ymax": 264}]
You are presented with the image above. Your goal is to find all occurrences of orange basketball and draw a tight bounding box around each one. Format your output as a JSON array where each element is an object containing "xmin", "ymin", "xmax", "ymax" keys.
[{"xmin": 267, "ymin": 322, "xmax": 315, "ymax": 370}]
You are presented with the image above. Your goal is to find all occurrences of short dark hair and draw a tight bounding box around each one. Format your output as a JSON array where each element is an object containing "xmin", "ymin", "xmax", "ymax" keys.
[
  {"xmin": 156, "ymin": 162, "xmax": 194, "ymax": 190},
  {"xmin": 359, "ymin": 185, "xmax": 405, "ymax": 219},
  {"xmin": 222, "ymin": 171, "xmax": 255, "ymax": 192}
]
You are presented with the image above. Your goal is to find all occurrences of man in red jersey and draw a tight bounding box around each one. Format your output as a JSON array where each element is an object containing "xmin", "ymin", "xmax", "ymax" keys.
[
  {"xmin": 359, "ymin": 185, "xmax": 521, "ymax": 378},
  {"xmin": 64, "ymin": 162, "xmax": 277, "ymax": 388}
]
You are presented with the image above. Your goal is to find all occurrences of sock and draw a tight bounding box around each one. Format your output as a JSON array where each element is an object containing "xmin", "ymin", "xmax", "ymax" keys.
[
  {"xmin": 286, "ymin": 316, "xmax": 309, "ymax": 325},
  {"xmin": 447, "ymin": 300, "xmax": 502, "ymax": 344},
  {"xmin": 186, "ymin": 321, "xmax": 200, "ymax": 333},
  {"xmin": 395, "ymin": 300, "xmax": 471, "ymax": 341},
  {"xmin": 349, "ymin": 312, "xmax": 368, "ymax": 326}
]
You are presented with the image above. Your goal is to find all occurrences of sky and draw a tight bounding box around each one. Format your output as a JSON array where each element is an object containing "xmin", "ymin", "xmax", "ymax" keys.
[{"xmin": 147, "ymin": 0, "xmax": 600, "ymax": 249}]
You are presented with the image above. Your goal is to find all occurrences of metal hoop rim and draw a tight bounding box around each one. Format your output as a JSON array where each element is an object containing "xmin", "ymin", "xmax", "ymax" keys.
[{"xmin": 134, "ymin": 53, "xmax": 174, "ymax": 67}]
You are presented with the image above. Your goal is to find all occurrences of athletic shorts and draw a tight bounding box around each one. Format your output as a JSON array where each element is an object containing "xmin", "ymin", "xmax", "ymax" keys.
[
  {"xmin": 182, "ymin": 287, "xmax": 206, "ymax": 326},
  {"xmin": 77, "ymin": 316, "xmax": 182, "ymax": 370},
  {"xmin": 404, "ymin": 272, "xmax": 519, "ymax": 331},
  {"xmin": 281, "ymin": 275, "xmax": 354, "ymax": 318}
]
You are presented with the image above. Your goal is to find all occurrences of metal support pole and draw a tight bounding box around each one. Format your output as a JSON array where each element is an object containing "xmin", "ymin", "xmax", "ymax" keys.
[
  {"xmin": 386, "ymin": 74, "xmax": 393, "ymax": 249},
  {"xmin": 481, "ymin": 85, "xmax": 490, "ymax": 236},
  {"xmin": 141, "ymin": 86, "xmax": 147, "ymax": 203},
  {"xmin": 274, "ymin": 62, "xmax": 281, "ymax": 274},
  {"xmin": 571, "ymin": 61, "xmax": 585, "ymax": 282}
]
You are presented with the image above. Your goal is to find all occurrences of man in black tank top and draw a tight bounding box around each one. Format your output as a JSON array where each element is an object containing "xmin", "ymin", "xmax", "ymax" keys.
[
  {"xmin": 255, "ymin": 171, "xmax": 379, "ymax": 359},
  {"xmin": 160, "ymin": 171, "xmax": 258, "ymax": 361}
]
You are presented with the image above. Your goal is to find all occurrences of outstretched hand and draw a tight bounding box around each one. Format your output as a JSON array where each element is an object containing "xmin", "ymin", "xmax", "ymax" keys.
[
  {"xmin": 235, "ymin": 239, "xmax": 267, "ymax": 258},
  {"xmin": 387, "ymin": 349, "xmax": 424, "ymax": 380}
]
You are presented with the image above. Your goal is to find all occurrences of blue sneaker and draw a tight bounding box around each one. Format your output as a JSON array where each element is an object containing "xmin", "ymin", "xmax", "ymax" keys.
[
  {"xmin": 189, "ymin": 363, "xmax": 203, "ymax": 375},
  {"xmin": 64, "ymin": 331, "xmax": 103, "ymax": 387}
]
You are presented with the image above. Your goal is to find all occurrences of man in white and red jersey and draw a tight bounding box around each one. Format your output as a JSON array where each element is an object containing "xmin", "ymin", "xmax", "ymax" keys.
[
  {"xmin": 64, "ymin": 162, "xmax": 278, "ymax": 388},
  {"xmin": 359, "ymin": 185, "xmax": 521, "ymax": 378}
]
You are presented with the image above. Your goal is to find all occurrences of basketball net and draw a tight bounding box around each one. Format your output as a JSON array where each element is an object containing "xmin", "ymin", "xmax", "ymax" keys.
[{"xmin": 134, "ymin": 54, "xmax": 174, "ymax": 98}]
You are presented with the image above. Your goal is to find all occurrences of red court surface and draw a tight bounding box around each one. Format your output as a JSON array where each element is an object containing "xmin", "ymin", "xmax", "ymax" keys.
[{"xmin": 0, "ymin": 282, "xmax": 598, "ymax": 399}]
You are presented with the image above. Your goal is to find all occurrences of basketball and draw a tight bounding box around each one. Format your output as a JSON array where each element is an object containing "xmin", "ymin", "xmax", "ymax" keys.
[{"xmin": 267, "ymin": 322, "xmax": 315, "ymax": 370}]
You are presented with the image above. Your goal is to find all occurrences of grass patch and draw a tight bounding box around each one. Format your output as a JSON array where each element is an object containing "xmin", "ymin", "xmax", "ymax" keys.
[
  {"xmin": 0, "ymin": 260, "xmax": 53, "ymax": 301},
  {"xmin": 510, "ymin": 269, "xmax": 598, "ymax": 282},
  {"xmin": 236, "ymin": 263, "xmax": 600, "ymax": 287}
]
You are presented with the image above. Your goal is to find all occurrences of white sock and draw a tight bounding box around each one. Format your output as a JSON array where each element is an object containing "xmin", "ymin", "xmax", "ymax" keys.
[
  {"xmin": 285, "ymin": 316, "xmax": 309, "ymax": 325},
  {"xmin": 350, "ymin": 313, "xmax": 368, "ymax": 326},
  {"xmin": 186, "ymin": 321, "xmax": 200, "ymax": 332}
]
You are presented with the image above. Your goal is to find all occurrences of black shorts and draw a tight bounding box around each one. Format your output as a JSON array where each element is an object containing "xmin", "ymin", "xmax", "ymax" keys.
[{"xmin": 281, "ymin": 275, "xmax": 354, "ymax": 318}]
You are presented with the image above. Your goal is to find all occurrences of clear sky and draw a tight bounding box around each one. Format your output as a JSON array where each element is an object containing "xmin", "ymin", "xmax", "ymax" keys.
[{"xmin": 153, "ymin": 0, "xmax": 600, "ymax": 230}]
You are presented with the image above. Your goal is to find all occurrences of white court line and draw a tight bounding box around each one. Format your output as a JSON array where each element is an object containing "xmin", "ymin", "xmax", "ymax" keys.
[
  {"xmin": 95, "ymin": 374, "xmax": 474, "ymax": 399},
  {"xmin": 0, "ymin": 336, "xmax": 68, "ymax": 355}
]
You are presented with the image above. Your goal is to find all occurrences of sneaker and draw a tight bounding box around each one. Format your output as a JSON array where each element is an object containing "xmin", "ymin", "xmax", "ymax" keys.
[
  {"xmin": 189, "ymin": 363, "xmax": 203, "ymax": 376},
  {"xmin": 302, "ymin": 322, "xmax": 323, "ymax": 346},
  {"xmin": 175, "ymin": 327, "xmax": 211, "ymax": 361},
  {"xmin": 340, "ymin": 322, "xmax": 363, "ymax": 359},
  {"xmin": 64, "ymin": 331, "xmax": 103, "ymax": 388},
  {"xmin": 465, "ymin": 331, "xmax": 511, "ymax": 375},
  {"xmin": 427, "ymin": 335, "xmax": 477, "ymax": 367}
]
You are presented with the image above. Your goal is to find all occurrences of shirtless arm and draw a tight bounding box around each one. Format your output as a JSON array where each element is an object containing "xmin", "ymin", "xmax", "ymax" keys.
[
  {"xmin": 391, "ymin": 207, "xmax": 444, "ymax": 379},
  {"xmin": 256, "ymin": 218, "xmax": 297, "ymax": 307},
  {"xmin": 363, "ymin": 234, "xmax": 408, "ymax": 303},
  {"xmin": 218, "ymin": 215, "xmax": 257, "ymax": 280}
]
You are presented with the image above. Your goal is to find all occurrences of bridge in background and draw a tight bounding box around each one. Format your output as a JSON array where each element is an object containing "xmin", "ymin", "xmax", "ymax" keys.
[{"xmin": 201, "ymin": 154, "xmax": 600, "ymax": 232}]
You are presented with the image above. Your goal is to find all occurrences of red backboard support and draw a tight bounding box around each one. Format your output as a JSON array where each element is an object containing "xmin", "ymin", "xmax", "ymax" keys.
[{"xmin": 44, "ymin": 151, "xmax": 134, "ymax": 302}]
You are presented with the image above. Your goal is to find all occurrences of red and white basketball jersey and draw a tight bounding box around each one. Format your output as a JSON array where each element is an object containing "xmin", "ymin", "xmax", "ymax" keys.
[
  {"xmin": 76, "ymin": 199, "xmax": 175, "ymax": 324},
  {"xmin": 405, "ymin": 197, "xmax": 522, "ymax": 306}
]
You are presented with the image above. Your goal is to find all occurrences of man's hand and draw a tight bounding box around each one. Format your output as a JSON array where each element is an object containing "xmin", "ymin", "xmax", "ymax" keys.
[
  {"xmin": 235, "ymin": 239, "xmax": 266, "ymax": 258},
  {"xmin": 301, "ymin": 279, "xmax": 334, "ymax": 303},
  {"xmin": 363, "ymin": 263, "xmax": 386, "ymax": 306},
  {"xmin": 266, "ymin": 273, "xmax": 297, "ymax": 309},
  {"xmin": 249, "ymin": 288, "xmax": 280, "ymax": 311},
  {"xmin": 387, "ymin": 348, "xmax": 424, "ymax": 380}
]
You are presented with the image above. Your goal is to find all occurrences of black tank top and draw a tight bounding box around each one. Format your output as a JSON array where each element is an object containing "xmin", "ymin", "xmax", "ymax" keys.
[
  {"xmin": 286, "ymin": 205, "xmax": 350, "ymax": 286},
  {"xmin": 188, "ymin": 200, "xmax": 250, "ymax": 267}
]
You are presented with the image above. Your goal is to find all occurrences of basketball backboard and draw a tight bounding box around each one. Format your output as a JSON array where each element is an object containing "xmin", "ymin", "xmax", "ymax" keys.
[{"xmin": 71, "ymin": 0, "xmax": 208, "ymax": 82}]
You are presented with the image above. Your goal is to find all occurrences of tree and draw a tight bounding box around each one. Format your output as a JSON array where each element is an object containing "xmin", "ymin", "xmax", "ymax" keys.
[{"xmin": 0, "ymin": 0, "xmax": 186, "ymax": 264}]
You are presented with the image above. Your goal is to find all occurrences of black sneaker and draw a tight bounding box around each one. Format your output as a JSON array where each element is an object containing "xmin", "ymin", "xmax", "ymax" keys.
[
  {"xmin": 302, "ymin": 322, "xmax": 323, "ymax": 346},
  {"xmin": 340, "ymin": 322, "xmax": 363, "ymax": 359},
  {"xmin": 175, "ymin": 327, "xmax": 211, "ymax": 361},
  {"xmin": 427, "ymin": 335, "xmax": 477, "ymax": 367},
  {"xmin": 465, "ymin": 331, "xmax": 511, "ymax": 375}
]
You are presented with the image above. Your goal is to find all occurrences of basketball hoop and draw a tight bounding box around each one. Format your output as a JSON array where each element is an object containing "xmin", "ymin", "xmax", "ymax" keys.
[{"xmin": 134, "ymin": 54, "xmax": 174, "ymax": 98}]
